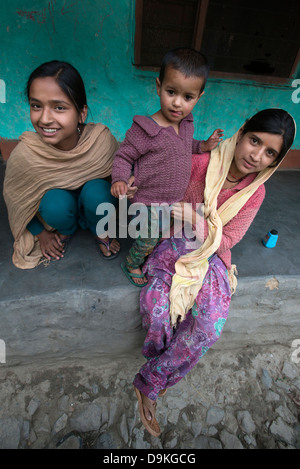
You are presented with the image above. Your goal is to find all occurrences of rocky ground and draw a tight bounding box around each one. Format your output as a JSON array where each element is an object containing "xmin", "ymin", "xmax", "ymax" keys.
[{"xmin": 0, "ymin": 343, "xmax": 299, "ymax": 450}]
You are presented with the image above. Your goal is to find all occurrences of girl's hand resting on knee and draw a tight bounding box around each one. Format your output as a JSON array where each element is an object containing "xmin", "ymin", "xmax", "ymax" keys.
[
  {"xmin": 171, "ymin": 202, "xmax": 198, "ymax": 225},
  {"xmin": 37, "ymin": 229, "xmax": 64, "ymax": 260}
]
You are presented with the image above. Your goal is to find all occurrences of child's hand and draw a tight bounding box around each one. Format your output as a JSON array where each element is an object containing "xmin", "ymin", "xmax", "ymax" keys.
[
  {"xmin": 127, "ymin": 175, "xmax": 138, "ymax": 199},
  {"xmin": 201, "ymin": 129, "xmax": 224, "ymax": 152},
  {"xmin": 111, "ymin": 181, "xmax": 128, "ymax": 199}
]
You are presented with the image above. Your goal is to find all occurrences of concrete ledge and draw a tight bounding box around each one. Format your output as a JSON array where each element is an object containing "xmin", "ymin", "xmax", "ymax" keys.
[
  {"xmin": 1, "ymin": 286, "xmax": 143, "ymax": 364},
  {"xmin": 220, "ymin": 275, "xmax": 300, "ymax": 349},
  {"xmin": 1, "ymin": 275, "xmax": 299, "ymax": 364},
  {"xmin": 1, "ymin": 163, "xmax": 299, "ymax": 366}
]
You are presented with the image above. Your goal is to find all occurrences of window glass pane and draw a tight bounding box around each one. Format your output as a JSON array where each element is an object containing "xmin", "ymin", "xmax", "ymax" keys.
[
  {"xmin": 200, "ymin": 0, "xmax": 300, "ymax": 77},
  {"xmin": 140, "ymin": 0, "xmax": 199, "ymax": 66}
]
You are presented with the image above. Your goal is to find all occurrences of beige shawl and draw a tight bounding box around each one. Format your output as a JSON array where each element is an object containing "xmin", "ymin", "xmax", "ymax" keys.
[
  {"xmin": 3, "ymin": 123, "xmax": 119, "ymax": 269},
  {"xmin": 169, "ymin": 129, "xmax": 289, "ymax": 326}
]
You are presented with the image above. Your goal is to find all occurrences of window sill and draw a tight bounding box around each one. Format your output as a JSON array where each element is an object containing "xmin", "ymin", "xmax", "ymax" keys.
[{"xmin": 133, "ymin": 65, "xmax": 295, "ymax": 89}]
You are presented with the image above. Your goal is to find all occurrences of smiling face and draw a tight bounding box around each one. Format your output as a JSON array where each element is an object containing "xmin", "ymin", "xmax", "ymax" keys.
[
  {"xmin": 155, "ymin": 66, "xmax": 204, "ymax": 129},
  {"xmin": 29, "ymin": 76, "xmax": 87, "ymax": 151},
  {"xmin": 231, "ymin": 130, "xmax": 284, "ymax": 178}
]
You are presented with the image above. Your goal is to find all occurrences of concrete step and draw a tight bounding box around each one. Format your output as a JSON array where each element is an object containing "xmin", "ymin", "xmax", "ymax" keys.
[
  {"xmin": 1, "ymin": 267, "xmax": 299, "ymax": 363},
  {"xmin": 1, "ymin": 163, "xmax": 300, "ymax": 364}
]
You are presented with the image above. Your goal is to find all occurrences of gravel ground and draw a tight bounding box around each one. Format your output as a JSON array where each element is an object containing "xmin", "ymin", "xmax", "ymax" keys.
[{"xmin": 0, "ymin": 343, "xmax": 299, "ymax": 450}]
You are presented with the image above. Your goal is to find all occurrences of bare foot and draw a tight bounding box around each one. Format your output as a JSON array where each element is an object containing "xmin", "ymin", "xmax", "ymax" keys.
[
  {"xmin": 57, "ymin": 232, "xmax": 71, "ymax": 243},
  {"xmin": 96, "ymin": 236, "xmax": 120, "ymax": 257},
  {"xmin": 128, "ymin": 266, "xmax": 147, "ymax": 285}
]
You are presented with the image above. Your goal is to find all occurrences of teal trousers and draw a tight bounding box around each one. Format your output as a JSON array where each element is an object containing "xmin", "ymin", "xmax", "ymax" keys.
[{"xmin": 27, "ymin": 179, "xmax": 117, "ymax": 237}]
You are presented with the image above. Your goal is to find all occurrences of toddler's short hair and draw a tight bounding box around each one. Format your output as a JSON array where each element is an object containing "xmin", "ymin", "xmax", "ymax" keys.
[{"xmin": 159, "ymin": 47, "xmax": 209, "ymax": 93}]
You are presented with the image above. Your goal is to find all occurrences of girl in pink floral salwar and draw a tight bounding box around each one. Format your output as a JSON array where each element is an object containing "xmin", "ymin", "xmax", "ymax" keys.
[{"xmin": 133, "ymin": 108, "xmax": 296, "ymax": 437}]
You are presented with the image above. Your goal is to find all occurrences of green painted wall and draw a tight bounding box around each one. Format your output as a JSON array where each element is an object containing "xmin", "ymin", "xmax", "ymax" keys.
[{"xmin": 0, "ymin": 0, "xmax": 299, "ymax": 147}]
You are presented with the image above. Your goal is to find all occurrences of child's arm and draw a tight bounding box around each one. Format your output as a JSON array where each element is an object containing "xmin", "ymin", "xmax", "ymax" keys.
[
  {"xmin": 200, "ymin": 129, "xmax": 224, "ymax": 152},
  {"xmin": 192, "ymin": 129, "xmax": 224, "ymax": 153},
  {"xmin": 111, "ymin": 122, "xmax": 144, "ymax": 196}
]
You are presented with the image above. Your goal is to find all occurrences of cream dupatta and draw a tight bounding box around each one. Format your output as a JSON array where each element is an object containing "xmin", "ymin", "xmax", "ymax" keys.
[{"xmin": 169, "ymin": 127, "xmax": 292, "ymax": 326}]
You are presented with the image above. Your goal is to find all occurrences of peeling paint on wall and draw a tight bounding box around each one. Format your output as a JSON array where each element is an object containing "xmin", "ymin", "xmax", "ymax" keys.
[{"xmin": 16, "ymin": 0, "xmax": 82, "ymax": 46}]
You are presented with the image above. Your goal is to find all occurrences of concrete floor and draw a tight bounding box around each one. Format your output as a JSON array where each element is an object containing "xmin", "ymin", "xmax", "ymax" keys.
[
  {"xmin": 0, "ymin": 162, "xmax": 299, "ymax": 361},
  {"xmin": 231, "ymin": 170, "xmax": 300, "ymax": 277},
  {"xmin": 1, "ymin": 164, "xmax": 299, "ymax": 293}
]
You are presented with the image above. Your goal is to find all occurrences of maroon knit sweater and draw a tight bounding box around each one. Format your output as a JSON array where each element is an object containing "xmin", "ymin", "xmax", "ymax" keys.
[
  {"xmin": 184, "ymin": 153, "xmax": 266, "ymax": 269},
  {"xmin": 111, "ymin": 114, "xmax": 204, "ymax": 204}
]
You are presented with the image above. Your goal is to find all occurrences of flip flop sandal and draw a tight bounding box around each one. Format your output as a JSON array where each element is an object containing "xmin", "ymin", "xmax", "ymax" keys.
[
  {"xmin": 60, "ymin": 236, "xmax": 72, "ymax": 256},
  {"xmin": 134, "ymin": 386, "xmax": 161, "ymax": 437},
  {"xmin": 121, "ymin": 261, "xmax": 148, "ymax": 287},
  {"xmin": 95, "ymin": 237, "xmax": 119, "ymax": 260}
]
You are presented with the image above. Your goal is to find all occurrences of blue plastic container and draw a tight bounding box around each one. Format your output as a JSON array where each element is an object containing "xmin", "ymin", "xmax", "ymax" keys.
[{"xmin": 262, "ymin": 229, "xmax": 278, "ymax": 248}]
